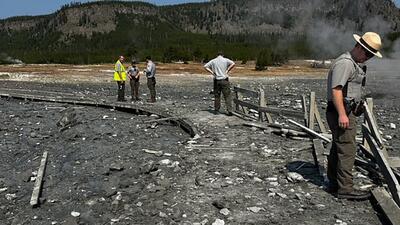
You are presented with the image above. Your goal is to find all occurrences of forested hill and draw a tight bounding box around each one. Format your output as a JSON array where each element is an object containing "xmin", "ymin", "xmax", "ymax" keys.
[{"xmin": 0, "ymin": 0, "xmax": 399, "ymax": 64}]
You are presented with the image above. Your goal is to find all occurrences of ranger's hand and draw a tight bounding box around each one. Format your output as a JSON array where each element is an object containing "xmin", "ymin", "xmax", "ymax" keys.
[{"xmin": 338, "ymin": 114, "xmax": 350, "ymax": 129}]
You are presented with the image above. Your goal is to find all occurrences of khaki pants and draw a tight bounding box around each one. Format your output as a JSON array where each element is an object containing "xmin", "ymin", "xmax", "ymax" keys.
[
  {"xmin": 117, "ymin": 81, "xmax": 125, "ymax": 101},
  {"xmin": 326, "ymin": 110, "xmax": 357, "ymax": 193},
  {"xmin": 130, "ymin": 78, "xmax": 140, "ymax": 100},
  {"xmin": 214, "ymin": 79, "xmax": 232, "ymax": 112},
  {"xmin": 147, "ymin": 77, "xmax": 156, "ymax": 101}
]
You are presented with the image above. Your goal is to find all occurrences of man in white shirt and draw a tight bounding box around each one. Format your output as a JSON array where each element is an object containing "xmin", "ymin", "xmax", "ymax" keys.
[{"xmin": 204, "ymin": 52, "xmax": 236, "ymax": 116}]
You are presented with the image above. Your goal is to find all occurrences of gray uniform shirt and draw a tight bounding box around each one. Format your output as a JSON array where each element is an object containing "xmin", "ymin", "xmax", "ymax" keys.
[
  {"xmin": 327, "ymin": 52, "xmax": 365, "ymax": 101},
  {"xmin": 146, "ymin": 61, "xmax": 156, "ymax": 78},
  {"xmin": 204, "ymin": 55, "xmax": 235, "ymax": 80},
  {"xmin": 128, "ymin": 66, "xmax": 139, "ymax": 78}
]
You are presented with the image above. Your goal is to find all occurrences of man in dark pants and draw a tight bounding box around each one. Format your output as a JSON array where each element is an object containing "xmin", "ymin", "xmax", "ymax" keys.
[
  {"xmin": 114, "ymin": 56, "xmax": 127, "ymax": 101},
  {"xmin": 326, "ymin": 32, "xmax": 382, "ymax": 200},
  {"xmin": 144, "ymin": 56, "xmax": 156, "ymax": 103},
  {"xmin": 128, "ymin": 60, "xmax": 141, "ymax": 101},
  {"xmin": 204, "ymin": 52, "xmax": 236, "ymax": 116}
]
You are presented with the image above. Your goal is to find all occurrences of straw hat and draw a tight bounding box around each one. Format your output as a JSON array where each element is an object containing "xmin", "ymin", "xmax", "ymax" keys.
[{"xmin": 353, "ymin": 32, "xmax": 382, "ymax": 58}]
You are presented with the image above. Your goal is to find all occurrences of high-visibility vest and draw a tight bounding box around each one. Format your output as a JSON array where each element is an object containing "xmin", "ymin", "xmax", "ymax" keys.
[{"xmin": 114, "ymin": 60, "xmax": 127, "ymax": 81}]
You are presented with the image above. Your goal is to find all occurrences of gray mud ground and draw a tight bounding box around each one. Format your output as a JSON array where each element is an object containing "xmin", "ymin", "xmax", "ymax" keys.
[{"xmin": 0, "ymin": 60, "xmax": 399, "ymax": 225}]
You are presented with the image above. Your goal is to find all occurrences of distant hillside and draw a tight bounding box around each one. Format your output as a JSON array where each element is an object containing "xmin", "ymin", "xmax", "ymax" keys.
[{"xmin": 0, "ymin": 0, "xmax": 399, "ymax": 64}]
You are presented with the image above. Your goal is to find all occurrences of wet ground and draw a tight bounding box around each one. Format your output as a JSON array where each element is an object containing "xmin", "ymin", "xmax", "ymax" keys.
[{"xmin": 0, "ymin": 60, "xmax": 399, "ymax": 225}]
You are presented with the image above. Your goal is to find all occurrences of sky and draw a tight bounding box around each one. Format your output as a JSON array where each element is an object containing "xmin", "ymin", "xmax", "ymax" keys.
[{"xmin": 0, "ymin": 0, "xmax": 209, "ymax": 19}]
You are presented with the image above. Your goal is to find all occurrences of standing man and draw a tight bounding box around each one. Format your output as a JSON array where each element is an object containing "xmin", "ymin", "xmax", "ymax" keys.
[
  {"xmin": 114, "ymin": 56, "xmax": 127, "ymax": 102},
  {"xmin": 128, "ymin": 60, "xmax": 141, "ymax": 101},
  {"xmin": 204, "ymin": 52, "xmax": 235, "ymax": 116},
  {"xmin": 326, "ymin": 32, "xmax": 382, "ymax": 200},
  {"xmin": 144, "ymin": 56, "xmax": 157, "ymax": 103}
]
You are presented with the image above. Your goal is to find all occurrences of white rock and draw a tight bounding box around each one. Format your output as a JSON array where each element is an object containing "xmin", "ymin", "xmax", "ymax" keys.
[
  {"xmin": 277, "ymin": 193, "xmax": 288, "ymax": 199},
  {"xmin": 71, "ymin": 211, "xmax": 80, "ymax": 217},
  {"xmin": 270, "ymin": 182, "xmax": 279, "ymax": 187},
  {"xmin": 253, "ymin": 177, "xmax": 263, "ymax": 182},
  {"xmin": 287, "ymin": 172, "xmax": 304, "ymax": 183},
  {"xmin": 5, "ymin": 193, "xmax": 16, "ymax": 200},
  {"xmin": 390, "ymin": 123, "xmax": 396, "ymax": 129},
  {"xmin": 220, "ymin": 208, "xmax": 230, "ymax": 216},
  {"xmin": 247, "ymin": 206, "xmax": 264, "ymax": 213},
  {"xmin": 159, "ymin": 159, "xmax": 172, "ymax": 165},
  {"xmin": 212, "ymin": 219, "xmax": 225, "ymax": 225},
  {"xmin": 265, "ymin": 177, "xmax": 278, "ymax": 182},
  {"xmin": 0, "ymin": 187, "xmax": 7, "ymax": 193}
]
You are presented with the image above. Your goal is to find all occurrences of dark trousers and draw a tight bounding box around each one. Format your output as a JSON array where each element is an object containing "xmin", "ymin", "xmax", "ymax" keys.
[
  {"xmin": 214, "ymin": 78, "xmax": 232, "ymax": 112},
  {"xmin": 117, "ymin": 81, "xmax": 125, "ymax": 101},
  {"xmin": 326, "ymin": 110, "xmax": 357, "ymax": 194},
  {"xmin": 147, "ymin": 77, "xmax": 156, "ymax": 102},
  {"xmin": 130, "ymin": 78, "xmax": 140, "ymax": 100}
]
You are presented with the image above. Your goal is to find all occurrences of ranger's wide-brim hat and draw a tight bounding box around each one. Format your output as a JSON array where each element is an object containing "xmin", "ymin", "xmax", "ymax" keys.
[{"xmin": 353, "ymin": 32, "xmax": 382, "ymax": 58}]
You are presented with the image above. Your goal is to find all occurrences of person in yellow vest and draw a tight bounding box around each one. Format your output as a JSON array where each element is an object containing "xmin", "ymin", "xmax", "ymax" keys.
[{"xmin": 114, "ymin": 56, "xmax": 127, "ymax": 101}]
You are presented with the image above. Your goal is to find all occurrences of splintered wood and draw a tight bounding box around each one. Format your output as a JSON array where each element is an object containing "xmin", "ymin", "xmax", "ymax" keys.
[{"xmin": 30, "ymin": 151, "xmax": 48, "ymax": 207}]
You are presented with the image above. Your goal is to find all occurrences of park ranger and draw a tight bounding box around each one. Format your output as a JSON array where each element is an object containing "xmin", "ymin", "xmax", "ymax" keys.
[
  {"xmin": 326, "ymin": 32, "xmax": 382, "ymax": 200},
  {"xmin": 127, "ymin": 60, "xmax": 141, "ymax": 101},
  {"xmin": 204, "ymin": 52, "xmax": 236, "ymax": 116},
  {"xmin": 114, "ymin": 56, "xmax": 127, "ymax": 102},
  {"xmin": 144, "ymin": 56, "xmax": 157, "ymax": 103}
]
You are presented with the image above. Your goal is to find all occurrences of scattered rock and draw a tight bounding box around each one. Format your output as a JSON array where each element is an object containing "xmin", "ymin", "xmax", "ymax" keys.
[
  {"xmin": 390, "ymin": 123, "xmax": 396, "ymax": 129},
  {"xmin": 71, "ymin": 211, "xmax": 81, "ymax": 217},
  {"xmin": 5, "ymin": 193, "xmax": 17, "ymax": 200},
  {"xmin": 247, "ymin": 206, "xmax": 264, "ymax": 213},
  {"xmin": 219, "ymin": 208, "xmax": 230, "ymax": 216},
  {"xmin": 212, "ymin": 219, "xmax": 225, "ymax": 225},
  {"xmin": 110, "ymin": 163, "xmax": 124, "ymax": 171},
  {"xmin": 287, "ymin": 172, "xmax": 304, "ymax": 183}
]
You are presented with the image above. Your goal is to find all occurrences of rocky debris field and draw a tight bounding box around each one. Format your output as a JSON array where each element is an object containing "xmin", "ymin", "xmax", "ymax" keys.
[{"xmin": 0, "ymin": 72, "xmax": 399, "ymax": 225}]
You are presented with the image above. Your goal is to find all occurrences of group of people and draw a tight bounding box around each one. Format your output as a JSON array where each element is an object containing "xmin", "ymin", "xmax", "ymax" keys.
[
  {"xmin": 113, "ymin": 52, "xmax": 236, "ymax": 113},
  {"xmin": 113, "ymin": 31, "xmax": 384, "ymax": 201},
  {"xmin": 114, "ymin": 55, "xmax": 156, "ymax": 103}
]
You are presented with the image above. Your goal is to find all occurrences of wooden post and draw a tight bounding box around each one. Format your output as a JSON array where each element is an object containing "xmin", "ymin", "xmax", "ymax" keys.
[
  {"xmin": 235, "ymin": 85, "xmax": 240, "ymax": 112},
  {"xmin": 363, "ymin": 125, "xmax": 400, "ymax": 207},
  {"xmin": 372, "ymin": 187, "xmax": 400, "ymax": 225},
  {"xmin": 308, "ymin": 92, "xmax": 316, "ymax": 130},
  {"xmin": 312, "ymin": 139, "xmax": 328, "ymax": 181},
  {"xmin": 30, "ymin": 151, "xmax": 48, "ymax": 207},
  {"xmin": 258, "ymin": 88, "xmax": 272, "ymax": 123},
  {"xmin": 314, "ymin": 101, "xmax": 327, "ymax": 133},
  {"xmin": 301, "ymin": 95, "xmax": 308, "ymax": 127},
  {"xmin": 363, "ymin": 98, "xmax": 374, "ymax": 151}
]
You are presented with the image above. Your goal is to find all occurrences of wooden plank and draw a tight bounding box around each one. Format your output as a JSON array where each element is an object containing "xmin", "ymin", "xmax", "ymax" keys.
[
  {"xmin": 308, "ymin": 92, "xmax": 316, "ymax": 130},
  {"xmin": 312, "ymin": 139, "xmax": 327, "ymax": 180},
  {"xmin": 372, "ymin": 187, "xmax": 400, "ymax": 225},
  {"xmin": 363, "ymin": 98, "xmax": 374, "ymax": 152},
  {"xmin": 258, "ymin": 107, "xmax": 304, "ymax": 118},
  {"xmin": 301, "ymin": 95, "xmax": 309, "ymax": 127},
  {"xmin": 364, "ymin": 101, "xmax": 384, "ymax": 147},
  {"xmin": 234, "ymin": 98, "xmax": 259, "ymax": 111},
  {"xmin": 389, "ymin": 157, "xmax": 400, "ymax": 168},
  {"xmin": 233, "ymin": 86, "xmax": 259, "ymax": 98},
  {"xmin": 30, "ymin": 151, "xmax": 48, "ymax": 207},
  {"xmin": 363, "ymin": 125, "xmax": 400, "ymax": 207},
  {"xmin": 314, "ymin": 101, "xmax": 327, "ymax": 133},
  {"xmin": 144, "ymin": 117, "xmax": 178, "ymax": 123},
  {"xmin": 258, "ymin": 88, "xmax": 273, "ymax": 123},
  {"xmin": 234, "ymin": 85, "xmax": 249, "ymax": 115},
  {"xmin": 288, "ymin": 119, "xmax": 331, "ymax": 143}
]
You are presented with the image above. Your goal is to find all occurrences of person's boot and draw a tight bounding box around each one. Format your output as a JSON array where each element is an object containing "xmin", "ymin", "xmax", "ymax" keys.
[{"xmin": 336, "ymin": 189, "xmax": 371, "ymax": 200}]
